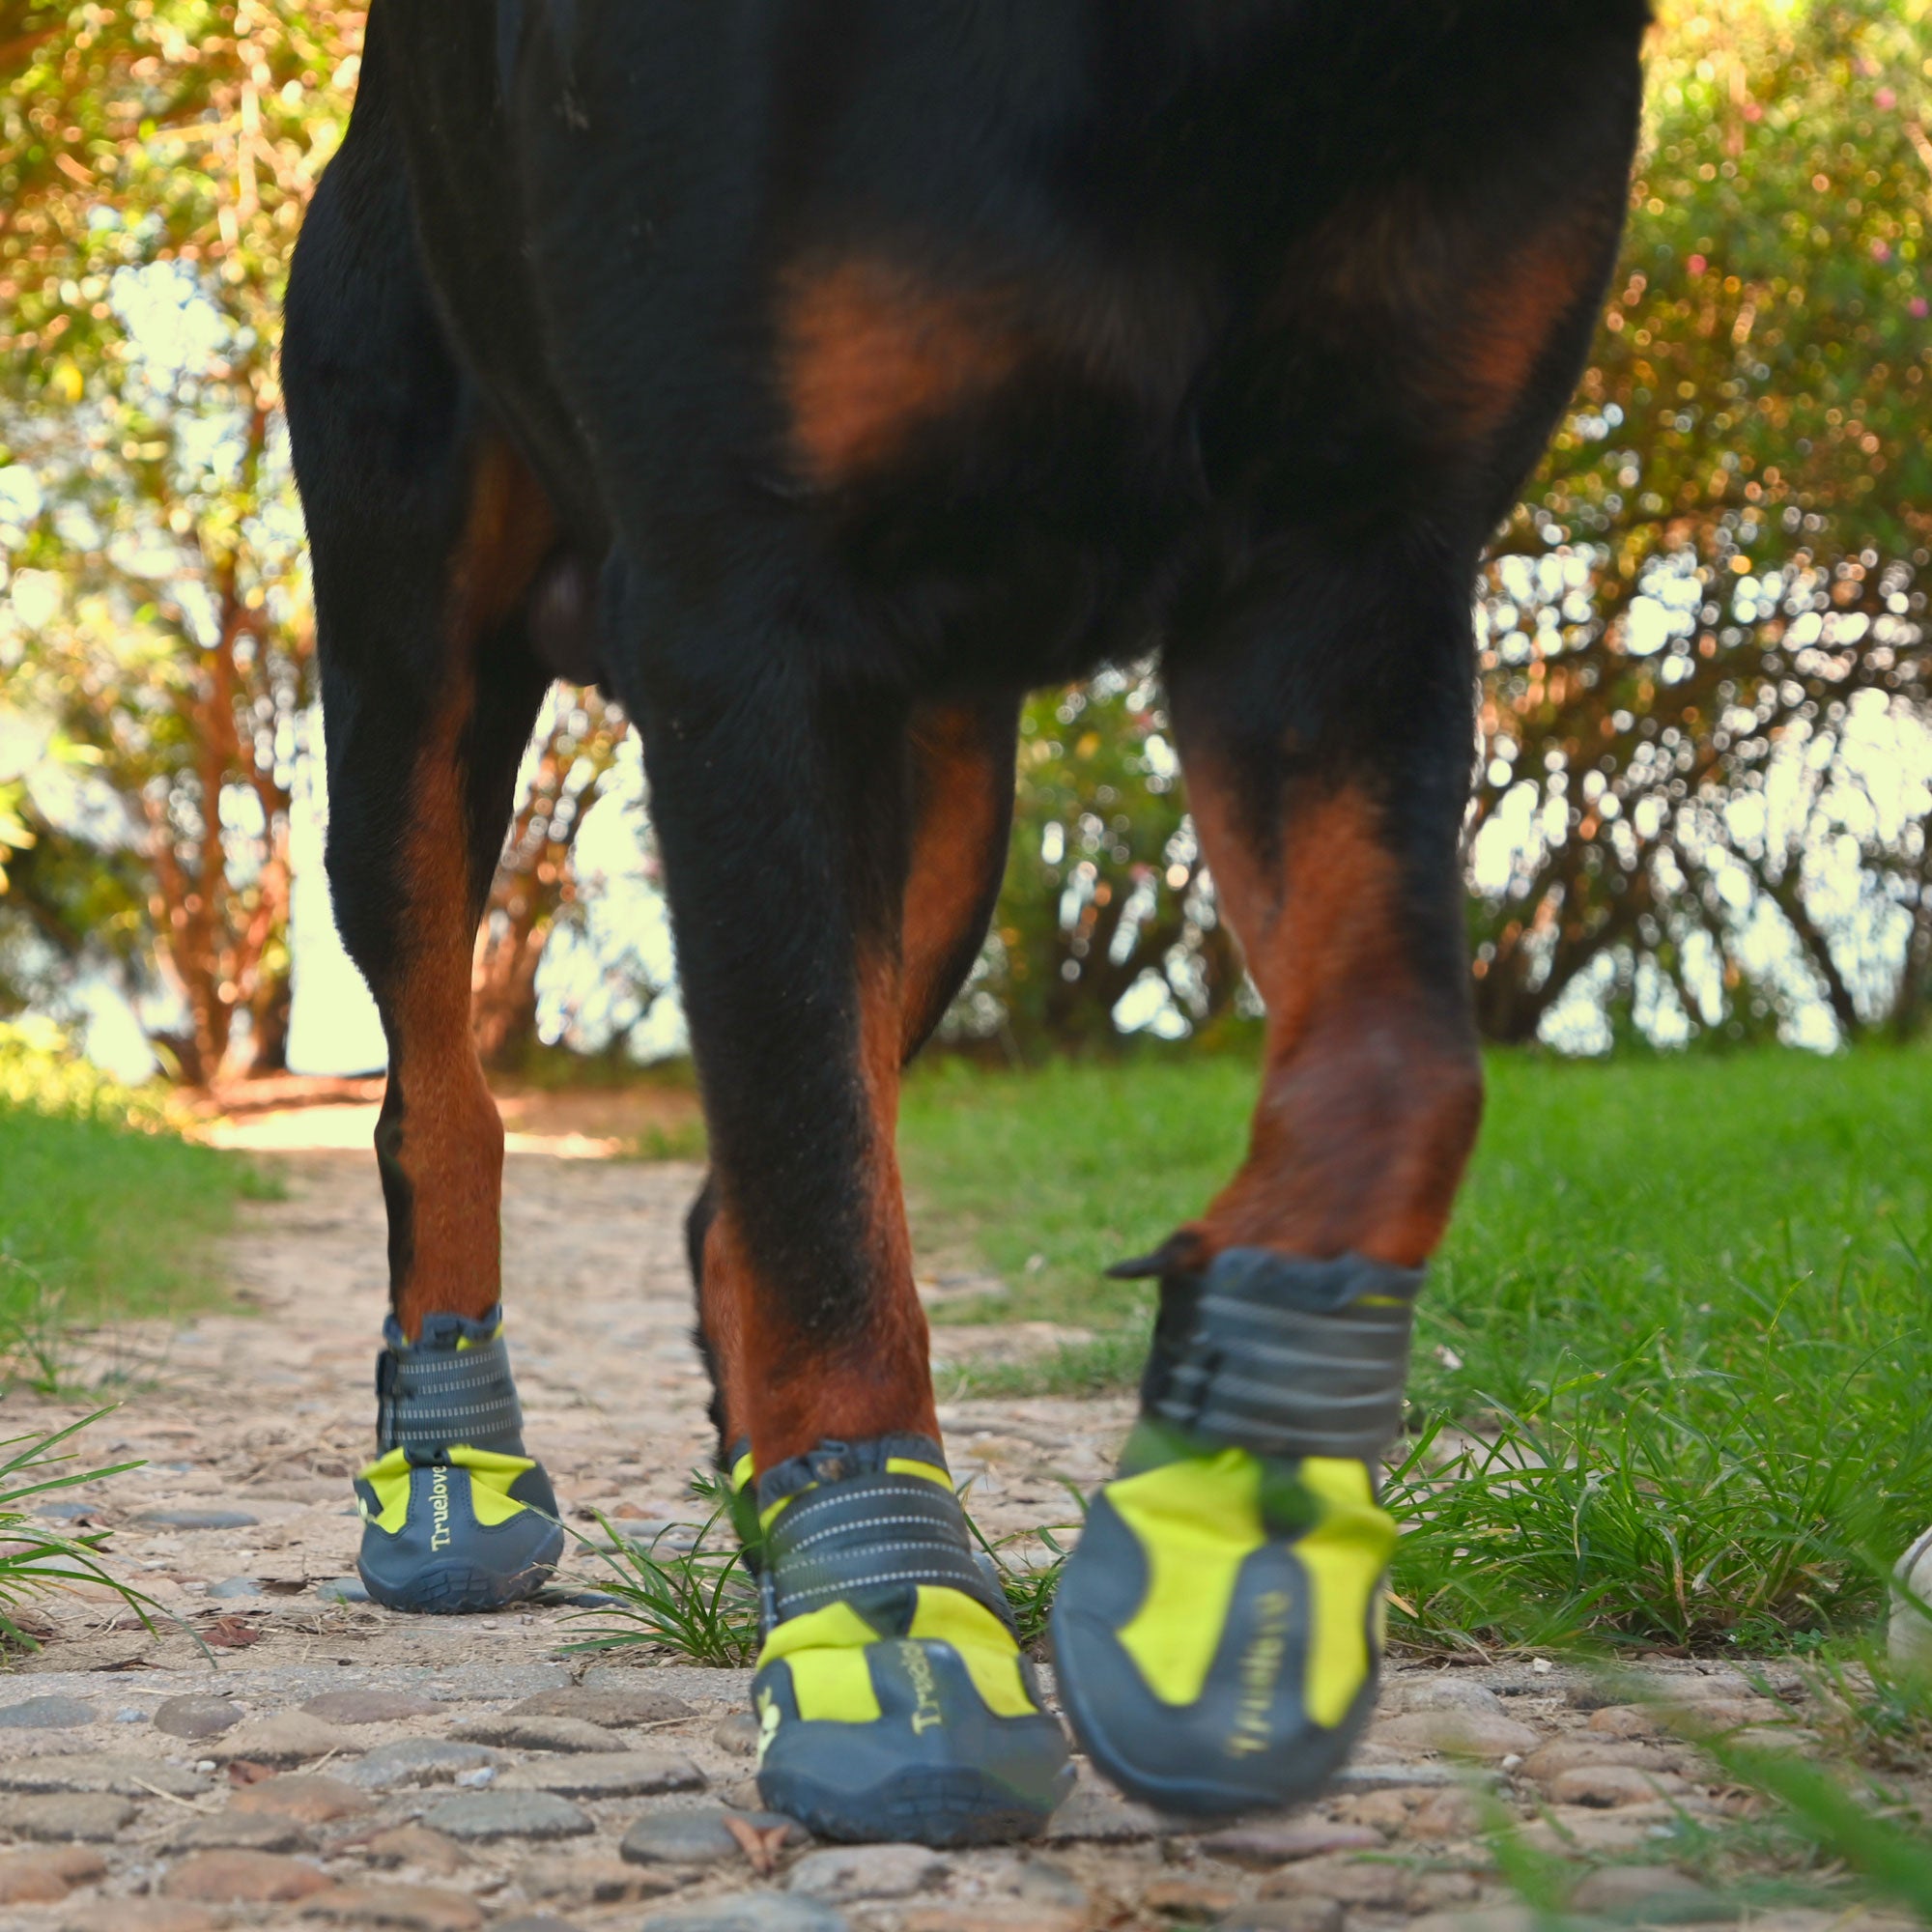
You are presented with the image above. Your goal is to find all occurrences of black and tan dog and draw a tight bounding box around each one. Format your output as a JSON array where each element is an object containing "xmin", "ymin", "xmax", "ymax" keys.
[{"xmin": 283, "ymin": 0, "xmax": 1647, "ymax": 1845}]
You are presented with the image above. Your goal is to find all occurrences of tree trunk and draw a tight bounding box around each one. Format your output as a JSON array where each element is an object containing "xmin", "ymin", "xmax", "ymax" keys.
[{"xmin": 472, "ymin": 912, "xmax": 548, "ymax": 1073}]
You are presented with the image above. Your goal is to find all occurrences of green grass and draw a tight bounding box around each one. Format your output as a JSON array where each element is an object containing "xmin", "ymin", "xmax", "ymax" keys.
[
  {"xmin": 0, "ymin": 1025, "xmax": 275, "ymax": 1373},
  {"xmin": 1479, "ymin": 1647, "xmax": 1932, "ymax": 1925},
  {"xmin": 0, "ymin": 1412, "xmax": 175, "ymax": 1651},
  {"xmin": 620, "ymin": 1119, "xmax": 710, "ymax": 1163},
  {"xmin": 899, "ymin": 1046, "xmax": 1932, "ymax": 1654},
  {"xmin": 0, "ymin": 1105, "xmax": 270, "ymax": 1320},
  {"xmin": 564, "ymin": 1467, "xmax": 1078, "ymax": 1664},
  {"xmin": 902, "ymin": 1053, "xmax": 1252, "ymax": 1333},
  {"xmin": 562, "ymin": 1492, "xmax": 761, "ymax": 1668}
]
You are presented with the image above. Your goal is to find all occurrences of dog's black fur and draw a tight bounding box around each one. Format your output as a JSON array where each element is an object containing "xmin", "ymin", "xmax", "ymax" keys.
[{"xmin": 285, "ymin": 2, "xmax": 1648, "ymax": 1468}]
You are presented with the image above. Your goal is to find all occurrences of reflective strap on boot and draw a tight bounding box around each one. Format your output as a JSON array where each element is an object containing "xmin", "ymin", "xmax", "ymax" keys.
[
  {"xmin": 1141, "ymin": 1248, "xmax": 1423, "ymax": 1463},
  {"xmin": 376, "ymin": 1322, "xmax": 526, "ymax": 1459},
  {"xmin": 763, "ymin": 1471, "xmax": 1007, "ymax": 1632}
]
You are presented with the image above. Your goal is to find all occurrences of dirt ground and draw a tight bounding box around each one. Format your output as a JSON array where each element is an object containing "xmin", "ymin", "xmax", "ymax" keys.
[{"xmin": 0, "ymin": 1125, "xmax": 1917, "ymax": 1932}]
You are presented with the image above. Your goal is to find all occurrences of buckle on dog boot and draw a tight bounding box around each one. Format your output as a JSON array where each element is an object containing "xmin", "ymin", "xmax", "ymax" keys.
[
  {"xmin": 354, "ymin": 1308, "xmax": 565, "ymax": 1615},
  {"xmin": 1052, "ymin": 1250, "xmax": 1417, "ymax": 1817},
  {"xmin": 750, "ymin": 1435, "xmax": 1073, "ymax": 1846}
]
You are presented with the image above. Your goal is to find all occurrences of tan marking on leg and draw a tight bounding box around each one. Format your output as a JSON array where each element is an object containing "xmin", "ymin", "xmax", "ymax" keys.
[
  {"xmin": 1186, "ymin": 780, "xmax": 1481, "ymax": 1269},
  {"xmin": 384, "ymin": 438, "xmax": 556, "ymax": 1339},
  {"xmin": 778, "ymin": 259, "xmax": 1024, "ymax": 488},
  {"xmin": 700, "ymin": 1209, "xmax": 757, "ymax": 1453},
  {"xmin": 900, "ymin": 703, "xmax": 1011, "ymax": 1059},
  {"xmin": 390, "ymin": 743, "xmax": 505, "ymax": 1336},
  {"xmin": 731, "ymin": 946, "xmax": 938, "ymax": 1473},
  {"xmin": 716, "ymin": 708, "xmax": 1011, "ymax": 1473},
  {"xmin": 450, "ymin": 439, "xmax": 560, "ymax": 639}
]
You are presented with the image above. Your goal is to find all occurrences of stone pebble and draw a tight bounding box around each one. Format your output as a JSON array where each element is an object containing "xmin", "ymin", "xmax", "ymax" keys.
[
  {"xmin": 232, "ymin": 1772, "xmax": 373, "ymax": 1823},
  {"xmin": 1518, "ymin": 1800, "xmax": 1690, "ymax": 1857},
  {"xmin": 340, "ymin": 1739, "xmax": 506, "ymax": 1790},
  {"xmin": 302, "ymin": 1687, "xmax": 445, "ymax": 1724},
  {"xmin": 1264, "ymin": 1855, "xmax": 1485, "ymax": 1918},
  {"xmin": 1218, "ymin": 1901, "xmax": 1345, "ymax": 1932},
  {"xmin": 133, "ymin": 1507, "xmax": 260, "ymax": 1530},
  {"xmin": 1406, "ymin": 1787, "xmax": 1492, "ymax": 1840},
  {"xmin": 787, "ymin": 1844, "xmax": 950, "ymax": 1901},
  {"xmin": 362, "ymin": 1824, "xmax": 470, "ymax": 1875},
  {"xmin": 207, "ymin": 1575, "xmax": 264, "ymax": 1598},
  {"xmin": 509, "ymin": 1683, "xmax": 696, "ymax": 1726},
  {"xmin": 1145, "ymin": 1875, "xmax": 1242, "ymax": 1918},
  {"xmin": 1334, "ymin": 1787, "xmax": 1423, "ymax": 1834},
  {"xmin": 521, "ymin": 1851, "xmax": 682, "ymax": 1905},
  {"xmin": 1399, "ymin": 1679, "xmax": 1515, "ymax": 1715},
  {"xmin": 1331, "ymin": 1761, "xmax": 1488, "ymax": 1792},
  {"xmin": 158, "ymin": 1848, "xmax": 336, "ymax": 1903},
  {"xmin": 1549, "ymin": 1763, "xmax": 1687, "ymax": 1807},
  {"xmin": 0, "ymin": 1753, "xmax": 207, "ymax": 1798},
  {"xmin": 712, "ymin": 1712, "xmax": 761, "ymax": 1755},
  {"xmin": 641, "ymin": 1894, "xmax": 852, "ymax": 1932},
  {"xmin": 166, "ymin": 1806, "xmax": 317, "ymax": 1853},
  {"xmin": 504, "ymin": 1749, "xmax": 706, "ymax": 1799},
  {"xmin": 894, "ymin": 1907, "xmax": 1085, "ymax": 1932},
  {"xmin": 154, "ymin": 1693, "xmax": 245, "ymax": 1739},
  {"xmin": 1570, "ymin": 1863, "xmax": 1737, "ymax": 1920},
  {"xmin": 1376, "ymin": 1707, "xmax": 1544, "ymax": 1759},
  {"xmin": 1728, "ymin": 1725, "xmax": 1821, "ymax": 1754},
  {"xmin": 211, "ymin": 1710, "xmax": 363, "ymax": 1764},
  {"xmin": 64, "ymin": 1903, "xmax": 222, "ymax": 1932},
  {"xmin": 1261, "ymin": 1853, "xmax": 1429, "ymax": 1913},
  {"xmin": 1198, "ymin": 1821, "xmax": 1385, "ymax": 1867},
  {"xmin": 1588, "ymin": 1703, "xmax": 1666, "ymax": 1738},
  {"xmin": 1588, "ymin": 1693, "xmax": 1784, "ymax": 1740},
  {"xmin": 32, "ymin": 1498, "xmax": 95, "ymax": 1521},
  {"xmin": 450, "ymin": 1713, "xmax": 626, "ymax": 1753},
  {"xmin": 1041, "ymin": 1778, "xmax": 1168, "ymax": 1842},
  {"xmin": 417, "ymin": 1789, "xmax": 595, "ymax": 1841},
  {"xmin": 0, "ymin": 1693, "xmax": 95, "ymax": 1728},
  {"xmin": 1520, "ymin": 1736, "xmax": 1675, "ymax": 1782},
  {"xmin": 300, "ymin": 1881, "xmax": 487, "ymax": 1929},
  {"xmin": 620, "ymin": 1804, "xmax": 807, "ymax": 1866},
  {"xmin": 0, "ymin": 1843, "xmax": 107, "ymax": 1903},
  {"xmin": 0, "ymin": 1792, "xmax": 136, "ymax": 1840},
  {"xmin": 915, "ymin": 1855, "xmax": 1090, "ymax": 1932}
]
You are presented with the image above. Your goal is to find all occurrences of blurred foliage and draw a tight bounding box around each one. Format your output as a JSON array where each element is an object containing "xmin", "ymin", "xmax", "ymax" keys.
[
  {"xmin": 1470, "ymin": 0, "xmax": 1932, "ymax": 1049},
  {"xmin": 0, "ymin": 1017, "xmax": 275, "ymax": 1352},
  {"xmin": 2, "ymin": 1, "xmax": 1929, "ymax": 1071},
  {"xmin": 941, "ymin": 669, "xmax": 1244, "ymax": 1057},
  {"xmin": 472, "ymin": 688, "xmax": 630, "ymax": 1070},
  {"xmin": 0, "ymin": 3, "xmax": 621, "ymax": 1080},
  {"xmin": 0, "ymin": 1013, "xmax": 162, "ymax": 1123},
  {"xmin": 967, "ymin": 0, "xmax": 1932, "ymax": 1058},
  {"xmin": 0, "ymin": 0, "xmax": 355, "ymax": 1079}
]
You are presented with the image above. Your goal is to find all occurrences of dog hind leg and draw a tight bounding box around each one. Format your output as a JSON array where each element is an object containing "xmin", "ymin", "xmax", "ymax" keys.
[{"xmin": 284, "ymin": 74, "xmax": 567, "ymax": 1615}]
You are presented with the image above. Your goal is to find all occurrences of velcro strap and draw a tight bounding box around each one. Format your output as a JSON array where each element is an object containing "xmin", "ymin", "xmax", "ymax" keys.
[
  {"xmin": 764, "ymin": 1473, "xmax": 1005, "ymax": 1629},
  {"xmin": 376, "ymin": 1328, "xmax": 526, "ymax": 1460},
  {"xmin": 1142, "ymin": 1248, "xmax": 1422, "ymax": 1462}
]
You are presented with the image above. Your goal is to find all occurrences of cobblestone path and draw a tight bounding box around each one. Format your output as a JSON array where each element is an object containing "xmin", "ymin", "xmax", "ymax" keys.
[{"xmin": 0, "ymin": 1148, "xmax": 1911, "ymax": 1932}]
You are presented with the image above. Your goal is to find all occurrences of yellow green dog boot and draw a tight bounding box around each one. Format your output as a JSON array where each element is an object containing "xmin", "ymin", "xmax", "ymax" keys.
[
  {"xmin": 354, "ymin": 1307, "xmax": 564, "ymax": 1615},
  {"xmin": 1051, "ymin": 1249, "xmax": 1416, "ymax": 1816},
  {"xmin": 749, "ymin": 1435, "xmax": 1073, "ymax": 1845}
]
